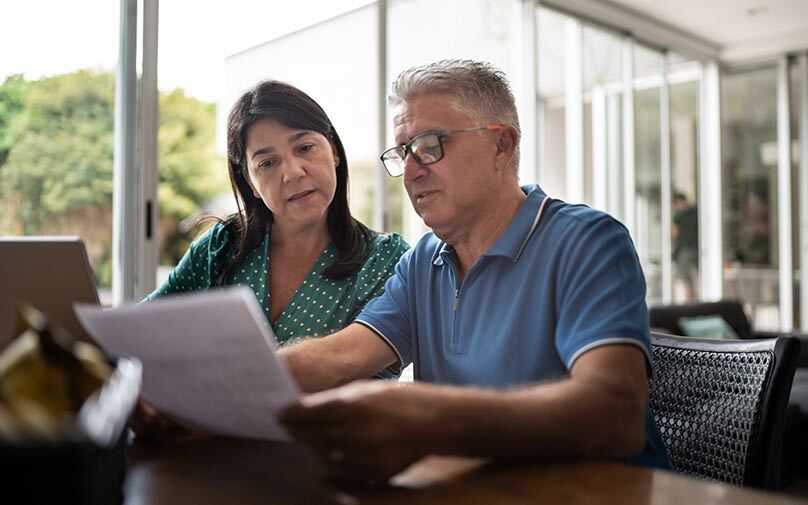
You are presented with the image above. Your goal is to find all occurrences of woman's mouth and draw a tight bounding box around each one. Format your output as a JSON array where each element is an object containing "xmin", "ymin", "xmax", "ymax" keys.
[{"xmin": 288, "ymin": 189, "xmax": 316, "ymax": 202}]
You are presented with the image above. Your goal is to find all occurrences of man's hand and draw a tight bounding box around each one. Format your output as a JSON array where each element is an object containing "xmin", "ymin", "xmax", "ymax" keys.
[
  {"xmin": 278, "ymin": 344, "xmax": 649, "ymax": 482},
  {"xmin": 278, "ymin": 381, "xmax": 439, "ymax": 482}
]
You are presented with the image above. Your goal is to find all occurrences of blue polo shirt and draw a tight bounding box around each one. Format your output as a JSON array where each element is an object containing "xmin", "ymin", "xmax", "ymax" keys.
[{"xmin": 356, "ymin": 184, "xmax": 670, "ymax": 469}]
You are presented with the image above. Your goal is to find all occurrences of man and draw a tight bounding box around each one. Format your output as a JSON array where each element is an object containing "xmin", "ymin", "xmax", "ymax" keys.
[
  {"xmin": 278, "ymin": 59, "xmax": 670, "ymax": 481},
  {"xmin": 672, "ymin": 192, "xmax": 698, "ymax": 299}
]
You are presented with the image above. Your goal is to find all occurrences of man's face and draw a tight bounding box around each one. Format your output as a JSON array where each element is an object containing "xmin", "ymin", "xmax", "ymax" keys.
[{"xmin": 393, "ymin": 94, "xmax": 502, "ymax": 240}]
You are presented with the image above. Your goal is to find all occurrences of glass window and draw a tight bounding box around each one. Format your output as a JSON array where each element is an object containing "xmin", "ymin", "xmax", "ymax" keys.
[
  {"xmin": 0, "ymin": 0, "xmax": 118, "ymax": 301},
  {"xmin": 669, "ymin": 63, "xmax": 700, "ymax": 302},
  {"xmin": 721, "ymin": 66, "xmax": 779, "ymax": 329},
  {"xmin": 388, "ymin": 0, "xmax": 524, "ymax": 243},
  {"xmin": 155, "ymin": 2, "xmax": 381, "ymax": 287},
  {"xmin": 537, "ymin": 6, "xmax": 568, "ymax": 201},
  {"xmin": 582, "ymin": 24, "xmax": 623, "ymax": 214},
  {"xmin": 633, "ymin": 45, "xmax": 663, "ymax": 302},
  {"xmin": 224, "ymin": 3, "xmax": 380, "ymax": 230}
]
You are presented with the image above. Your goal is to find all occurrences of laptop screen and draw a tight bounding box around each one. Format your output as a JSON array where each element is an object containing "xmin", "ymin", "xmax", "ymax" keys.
[{"xmin": 0, "ymin": 236, "xmax": 100, "ymax": 346}]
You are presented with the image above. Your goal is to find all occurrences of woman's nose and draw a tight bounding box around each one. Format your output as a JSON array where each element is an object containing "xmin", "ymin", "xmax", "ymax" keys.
[{"xmin": 282, "ymin": 158, "xmax": 306, "ymax": 182}]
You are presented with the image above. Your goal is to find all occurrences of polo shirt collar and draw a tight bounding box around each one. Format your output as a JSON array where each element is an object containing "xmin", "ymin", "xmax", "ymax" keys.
[{"xmin": 431, "ymin": 184, "xmax": 549, "ymax": 266}]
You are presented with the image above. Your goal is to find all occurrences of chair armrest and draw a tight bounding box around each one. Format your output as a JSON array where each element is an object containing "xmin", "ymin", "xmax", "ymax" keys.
[{"xmin": 756, "ymin": 331, "xmax": 808, "ymax": 367}]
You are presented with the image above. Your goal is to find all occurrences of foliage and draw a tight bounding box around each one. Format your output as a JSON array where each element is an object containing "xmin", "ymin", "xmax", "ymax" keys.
[
  {"xmin": 0, "ymin": 74, "xmax": 28, "ymax": 166},
  {"xmin": 0, "ymin": 70, "xmax": 227, "ymax": 275},
  {"xmin": 157, "ymin": 87, "xmax": 228, "ymax": 261}
]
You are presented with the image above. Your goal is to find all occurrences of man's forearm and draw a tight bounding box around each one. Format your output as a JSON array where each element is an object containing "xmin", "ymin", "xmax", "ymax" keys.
[
  {"xmin": 423, "ymin": 377, "xmax": 646, "ymax": 461},
  {"xmin": 278, "ymin": 337, "xmax": 357, "ymax": 393},
  {"xmin": 277, "ymin": 323, "xmax": 399, "ymax": 393}
]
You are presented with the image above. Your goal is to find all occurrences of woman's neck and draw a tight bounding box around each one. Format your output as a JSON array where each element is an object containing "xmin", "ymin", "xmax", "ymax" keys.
[{"xmin": 270, "ymin": 219, "xmax": 331, "ymax": 255}]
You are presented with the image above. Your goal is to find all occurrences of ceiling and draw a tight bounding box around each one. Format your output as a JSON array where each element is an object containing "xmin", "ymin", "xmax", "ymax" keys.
[{"xmin": 606, "ymin": 0, "xmax": 808, "ymax": 63}]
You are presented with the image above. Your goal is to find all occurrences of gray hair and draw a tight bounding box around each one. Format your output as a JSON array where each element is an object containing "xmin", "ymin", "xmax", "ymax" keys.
[{"xmin": 389, "ymin": 59, "xmax": 521, "ymax": 173}]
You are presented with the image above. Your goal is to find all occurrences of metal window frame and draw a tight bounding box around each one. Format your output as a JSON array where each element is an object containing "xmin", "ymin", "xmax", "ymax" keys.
[
  {"xmin": 564, "ymin": 17, "xmax": 584, "ymax": 203},
  {"xmin": 375, "ymin": 0, "xmax": 388, "ymax": 231},
  {"xmin": 113, "ymin": 0, "xmax": 159, "ymax": 304},
  {"xmin": 697, "ymin": 60, "xmax": 723, "ymax": 301},
  {"xmin": 621, "ymin": 36, "xmax": 636, "ymax": 238},
  {"xmin": 520, "ymin": 0, "xmax": 539, "ymax": 184},
  {"xmin": 799, "ymin": 53, "xmax": 808, "ymax": 330},
  {"xmin": 660, "ymin": 51, "xmax": 673, "ymax": 303},
  {"xmin": 777, "ymin": 56, "xmax": 794, "ymax": 330},
  {"xmin": 591, "ymin": 84, "xmax": 607, "ymax": 211},
  {"xmin": 139, "ymin": 0, "xmax": 159, "ymax": 299},
  {"xmin": 112, "ymin": 0, "xmax": 138, "ymax": 305}
]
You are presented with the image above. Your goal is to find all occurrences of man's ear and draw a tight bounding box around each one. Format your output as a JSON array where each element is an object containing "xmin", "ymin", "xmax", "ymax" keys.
[{"xmin": 494, "ymin": 126, "xmax": 518, "ymax": 171}]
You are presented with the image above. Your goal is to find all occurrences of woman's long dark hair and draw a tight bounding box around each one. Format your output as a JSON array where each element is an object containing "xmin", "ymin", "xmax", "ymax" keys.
[{"xmin": 214, "ymin": 80, "xmax": 373, "ymax": 285}]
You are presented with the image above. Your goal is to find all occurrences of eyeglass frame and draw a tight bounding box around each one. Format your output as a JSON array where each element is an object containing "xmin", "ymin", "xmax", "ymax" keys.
[{"xmin": 379, "ymin": 124, "xmax": 505, "ymax": 177}]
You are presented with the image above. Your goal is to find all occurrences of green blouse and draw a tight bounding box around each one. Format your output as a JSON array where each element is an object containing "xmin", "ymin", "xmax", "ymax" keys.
[{"xmin": 146, "ymin": 222, "xmax": 409, "ymax": 344}]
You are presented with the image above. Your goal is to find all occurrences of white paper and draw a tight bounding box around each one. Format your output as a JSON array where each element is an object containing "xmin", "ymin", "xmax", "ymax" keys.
[{"xmin": 75, "ymin": 287, "xmax": 300, "ymax": 441}]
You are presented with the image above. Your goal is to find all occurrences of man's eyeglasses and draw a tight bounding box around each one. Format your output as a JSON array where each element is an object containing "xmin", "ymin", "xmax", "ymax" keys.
[{"xmin": 379, "ymin": 125, "xmax": 504, "ymax": 177}]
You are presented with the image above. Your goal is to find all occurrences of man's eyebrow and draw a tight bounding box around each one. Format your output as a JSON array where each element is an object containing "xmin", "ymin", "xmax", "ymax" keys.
[
  {"xmin": 396, "ymin": 129, "xmax": 441, "ymax": 145},
  {"xmin": 250, "ymin": 132, "xmax": 314, "ymax": 160}
]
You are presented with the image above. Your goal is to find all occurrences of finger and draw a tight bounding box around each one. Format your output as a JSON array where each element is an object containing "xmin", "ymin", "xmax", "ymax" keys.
[
  {"xmin": 278, "ymin": 400, "xmax": 353, "ymax": 425},
  {"xmin": 320, "ymin": 449, "xmax": 404, "ymax": 484}
]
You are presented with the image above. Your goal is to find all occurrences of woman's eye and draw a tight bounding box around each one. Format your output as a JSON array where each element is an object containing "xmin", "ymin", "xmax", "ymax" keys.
[
  {"xmin": 298, "ymin": 143, "xmax": 315, "ymax": 153},
  {"xmin": 257, "ymin": 158, "xmax": 276, "ymax": 169}
]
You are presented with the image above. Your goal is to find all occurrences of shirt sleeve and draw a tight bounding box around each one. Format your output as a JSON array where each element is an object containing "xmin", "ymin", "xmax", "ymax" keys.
[
  {"xmin": 142, "ymin": 223, "xmax": 230, "ymax": 302},
  {"xmin": 354, "ymin": 247, "xmax": 415, "ymax": 369},
  {"xmin": 553, "ymin": 215, "xmax": 652, "ymax": 369},
  {"xmin": 348, "ymin": 232, "xmax": 410, "ymax": 321}
]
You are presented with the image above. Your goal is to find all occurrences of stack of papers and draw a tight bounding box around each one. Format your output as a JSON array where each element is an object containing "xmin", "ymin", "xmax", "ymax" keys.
[{"xmin": 75, "ymin": 287, "xmax": 300, "ymax": 441}]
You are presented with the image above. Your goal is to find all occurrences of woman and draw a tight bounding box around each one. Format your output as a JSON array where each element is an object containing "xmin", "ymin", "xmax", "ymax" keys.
[{"xmin": 146, "ymin": 80, "xmax": 408, "ymax": 344}]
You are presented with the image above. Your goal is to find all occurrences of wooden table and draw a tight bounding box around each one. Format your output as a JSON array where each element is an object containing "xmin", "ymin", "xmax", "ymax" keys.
[{"xmin": 124, "ymin": 437, "xmax": 808, "ymax": 505}]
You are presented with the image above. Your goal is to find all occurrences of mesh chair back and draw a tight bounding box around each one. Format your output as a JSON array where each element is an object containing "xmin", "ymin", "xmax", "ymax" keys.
[{"xmin": 648, "ymin": 332, "xmax": 799, "ymax": 489}]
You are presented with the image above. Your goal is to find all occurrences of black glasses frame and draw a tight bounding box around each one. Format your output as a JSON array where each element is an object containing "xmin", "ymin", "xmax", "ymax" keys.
[{"xmin": 379, "ymin": 124, "xmax": 503, "ymax": 177}]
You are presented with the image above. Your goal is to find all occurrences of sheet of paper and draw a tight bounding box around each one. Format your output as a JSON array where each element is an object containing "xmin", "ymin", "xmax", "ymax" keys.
[{"xmin": 75, "ymin": 287, "xmax": 300, "ymax": 441}]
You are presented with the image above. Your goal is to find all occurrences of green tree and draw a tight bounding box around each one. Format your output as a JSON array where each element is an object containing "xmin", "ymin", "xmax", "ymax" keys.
[
  {"xmin": 1, "ymin": 70, "xmax": 115, "ymax": 232},
  {"xmin": 157, "ymin": 87, "xmax": 227, "ymax": 262},
  {"xmin": 0, "ymin": 70, "xmax": 227, "ymax": 277},
  {"xmin": 0, "ymin": 74, "xmax": 28, "ymax": 166}
]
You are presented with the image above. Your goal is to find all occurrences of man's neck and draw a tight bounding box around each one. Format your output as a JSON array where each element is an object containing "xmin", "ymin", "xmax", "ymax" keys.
[{"xmin": 451, "ymin": 185, "xmax": 526, "ymax": 277}]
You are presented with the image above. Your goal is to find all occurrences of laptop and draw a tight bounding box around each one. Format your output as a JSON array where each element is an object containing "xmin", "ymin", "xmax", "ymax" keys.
[{"xmin": 0, "ymin": 236, "xmax": 100, "ymax": 347}]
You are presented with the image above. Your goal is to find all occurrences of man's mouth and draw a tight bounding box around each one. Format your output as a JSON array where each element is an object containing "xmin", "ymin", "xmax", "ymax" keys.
[
  {"xmin": 415, "ymin": 190, "xmax": 437, "ymax": 203},
  {"xmin": 288, "ymin": 189, "xmax": 316, "ymax": 202}
]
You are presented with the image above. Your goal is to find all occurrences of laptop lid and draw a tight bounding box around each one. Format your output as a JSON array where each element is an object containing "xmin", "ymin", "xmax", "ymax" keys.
[{"xmin": 0, "ymin": 236, "xmax": 100, "ymax": 347}]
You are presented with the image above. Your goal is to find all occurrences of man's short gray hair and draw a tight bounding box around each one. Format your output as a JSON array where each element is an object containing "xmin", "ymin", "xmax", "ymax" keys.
[{"xmin": 389, "ymin": 59, "xmax": 521, "ymax": 173}]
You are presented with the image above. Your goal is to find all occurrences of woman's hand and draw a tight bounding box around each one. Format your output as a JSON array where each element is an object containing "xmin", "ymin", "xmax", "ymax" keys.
[{"xmin": 131, "ymin": 396, "xmax": 207, "ymax": 443}]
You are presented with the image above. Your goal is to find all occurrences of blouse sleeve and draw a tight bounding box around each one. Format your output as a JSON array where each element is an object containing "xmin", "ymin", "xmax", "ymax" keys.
[{"xmin": 347, "ymin": 233, "xmax": 409, "ymax": 321}]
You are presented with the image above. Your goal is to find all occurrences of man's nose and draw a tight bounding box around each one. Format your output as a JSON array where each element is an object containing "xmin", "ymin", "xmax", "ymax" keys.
[{"xmin": 402, "ymin": 154, "xmax": 427, "ymax": 182}]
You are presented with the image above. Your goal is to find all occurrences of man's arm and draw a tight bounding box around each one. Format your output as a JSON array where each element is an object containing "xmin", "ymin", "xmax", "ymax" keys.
[
  {"xmin": 280, "ymin": 343, "xmax": 648, "ymax": 480},
  {"xmin": 278, "ymin": 322, "xmax": 399, "ymax": 393},
  {"xmin": 433, "ymin": 343, "xmax": 647, "ymax": 459}
]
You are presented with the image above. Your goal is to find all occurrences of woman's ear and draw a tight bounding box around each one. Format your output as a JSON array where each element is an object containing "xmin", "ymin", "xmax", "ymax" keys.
[
  {"xmin": 330, "ymin": 142, "xmax": 340, "ymax": 167},
  {"xmin": 242, "ymin": 168, "xmax": 261, "ymax": 198}
]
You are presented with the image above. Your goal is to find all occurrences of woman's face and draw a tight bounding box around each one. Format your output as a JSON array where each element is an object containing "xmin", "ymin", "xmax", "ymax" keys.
[{"xmin": 244, "ymin": 119, "xmax": 338, "ymax": 230}]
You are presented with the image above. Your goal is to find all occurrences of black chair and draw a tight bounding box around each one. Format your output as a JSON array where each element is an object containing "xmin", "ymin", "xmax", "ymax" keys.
[
  {"xmin": 649, "ymin": 299, "xmax": 754, "ymax": 338},
  {"xmin": 648, "ymin": 332, "xmax": 800, "ymax": 489},
  {"xmin": 648, "ymin": 299, "xmax": 808, "ymax": 365}
]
